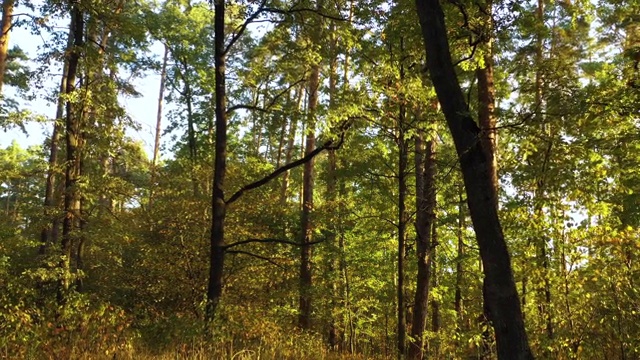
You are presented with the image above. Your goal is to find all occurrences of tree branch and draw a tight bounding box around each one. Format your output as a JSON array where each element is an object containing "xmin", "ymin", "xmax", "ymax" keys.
[
  {"xmin": 263, "ymin": 6, "xmax": 347, "ymax": 22},
  {"xmin": 227, "ymin": 250, "xmax": 285, "ymax": 268},
  {"xmin": 227, "ymin": 78, "xmax": 305, "ymax": 115},
  {"xmin": 225, "ymin": 237, "xmax": 324, "ymax": 249},
  {"xmin": 225, "ymin": 131, "xmax": 346, "ymax": 205},
  {"xmin": 224, "ymin": 0, "xmax": 269, "ymax": 55}
]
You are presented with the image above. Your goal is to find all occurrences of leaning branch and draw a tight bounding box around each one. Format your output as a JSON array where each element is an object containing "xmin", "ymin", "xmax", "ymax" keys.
[
  {"xmin": 225, "ymin": 129, "xmax": 347, "ymax": 205},
  {"xmin": 227, "ymin": 250, "xmax": 285, "ymax": 268},
  {"xmin": 263, "ymin": 6, "xmax": 347, "ymax": 22},
  {"xmin": 225, "ymin": 237, "xmax": 324, "ymax": 249},
  {"xmin": 227, "ymin": 78, "xmax": 305, "ymax": 115},
  {"xmin": 224, "ymin": 0, "xmax": 269, "ymax": 55}
]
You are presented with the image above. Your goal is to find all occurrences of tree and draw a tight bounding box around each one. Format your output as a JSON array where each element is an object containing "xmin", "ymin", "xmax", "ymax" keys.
[
  {"xmin": 415, "ymin": 0, "xmax": 534, "ymax": 358},
  {"xmin": 0, "ymin": 0, "xmax": 14, "ymax": 93}
]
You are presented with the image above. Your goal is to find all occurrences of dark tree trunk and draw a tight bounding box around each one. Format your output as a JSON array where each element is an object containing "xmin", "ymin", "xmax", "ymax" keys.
[
  {"xmin": 298, "ymin": 62, "xmax": 320, "ymax": 330},
  {"xmin": 59, "ymin": 3, "xmax": 84, "ymax": 307},
  {"xmin": 408, "ymin": 118, "xmax": 437, "ymax": 360},
  {"xmin": 415, "ymin": 0, "xmax": 533, "ymax": 358},
  {"xmin": 476, "ymin": 4, "xmax": 501, "ymax": 354},
  {"xmin": 205, "ymin": 0, "xmax": 227, "ymax": 324}
]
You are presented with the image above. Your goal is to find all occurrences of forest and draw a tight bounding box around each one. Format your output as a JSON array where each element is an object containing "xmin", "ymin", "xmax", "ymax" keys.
[{"xmin": 0, "ymin": 0, "xmax": 638, "ymax": 358}]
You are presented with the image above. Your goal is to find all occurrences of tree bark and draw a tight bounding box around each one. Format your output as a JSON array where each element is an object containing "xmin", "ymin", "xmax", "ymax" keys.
[
  {"xmin": 0, "ymin": 0, "xmax": 14, "ymax": 93},
  {"xmin": 59, "ymin": 3, "xmax": 84, "ymax": 307},
  {"xmin": 408, "ymin": 117, "xmax": 437, "ymax": 360},
  {"xmin": 205, "ymin": 0, "xmax": 227, "ymax": 324},
  {"xmin": 298, "ymin": 62, "xmax": 320, "ymax": 330},
  {"xmin": 415, "ymin": 0, "xmax": 533, "ymax": 358}
]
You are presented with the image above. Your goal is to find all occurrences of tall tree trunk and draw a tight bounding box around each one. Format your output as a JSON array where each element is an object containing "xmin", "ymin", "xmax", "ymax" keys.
[
  {"xmin": 40, "ymin": 25, "xmax": 74, "ymax": 255},
  {"xmin": 205, "ymin": 0, "xmax": 227, "ymax": 324},
  {"xmin": 59, "ymin": 3, "xmax": 84, "ymax": 307},
  {"xmin": 476, "ymin": 3, "xmax": 501, "ymax": 354},
  {"xmin": 0, "ymin": 0, "xmax": 14, "ymax": 93},
  {"xmin": 415, "ymin": 0, "xmax": 533, "ymax": 358},
  {"xmin": 534, "ymin": 0, "xmax": 554, "ymax": 342},
  {"xmin": 396, "ymin": 96, "xmax": 408, "ymax": 360},
  {"xmin": 327, "ymin": 28, "xmax": 340, "ymax": 348},
  {"xmin": 408, "ymin": 116, "xmax": 437, "ymax": 360},
  {"xmin": 454, "ymin": 184, "xmax": 465, "ymax": 326},
  {"xmin": 280, "ymin": 85, "xmax": 303, "ymax": 207},
  {"xmin": 149, "ymin": 45, "xmax": 169, "ymax": 209},
  {"xmin": 430, "ymin": 222, "xmax": 440, "ymax": 356},
  {"xmin": 298, "ymin": 62, "xmax": 320, "ymax": 330}
]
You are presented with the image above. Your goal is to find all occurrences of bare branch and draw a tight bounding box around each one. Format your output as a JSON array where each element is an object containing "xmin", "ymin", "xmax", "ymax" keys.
[
  {"xmin": 227, "ymin": 250, "xmax": 285, "ymax": 268},
  {"xmin": 227, "ymin": 78, "xmax": 306, "ymax": 115},
  {"xmin": 263, "ymin": 6, "xmax": 347, "ymax": 22},
  {"xmin": 225, "ymin": 132, "xmax": 346, "ymax": 205},
  {"xmin": 453, "ymin": 40, "xmax": 480, "ymax": 67},
  {"xmin": 225, "ymin": 237, "xmax": 324, "ymax": 249},
  {"xmin": 224, "ymin": 0, "xmax": 269, "ymax": 55}
]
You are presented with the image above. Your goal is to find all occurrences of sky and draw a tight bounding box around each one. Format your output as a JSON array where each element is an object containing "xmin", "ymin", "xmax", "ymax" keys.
[{"xmin": 0, "ymin": 3, "xmax": 167, "ymax": 160}]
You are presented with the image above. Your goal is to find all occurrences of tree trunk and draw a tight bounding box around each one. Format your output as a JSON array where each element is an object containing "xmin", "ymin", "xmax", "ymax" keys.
[
  {"xmin": 59, "ymin": 4, "xmax": 84, "ymax": 307},
  {"xmin": 205, "ymin": 0, "xmax": 227, "ymax": 324},
  {"xmin": 280, "ymin": 85, "xmax": 303, "ymax": 207},
  {"xmin": 430, "ymin": 222, "xmax": 440, "ymax": 356},
  {"xmin": 396, "ymin": 98, "xmax": 408, "ymax": 360},
  {"xmin": 298, "ymin": 62, "xmax": 320, "ymax": 330},
  {"xmin": 327, "ymin": 29, "xmax": 340, "ymax": 348},
  {"xmin": 454, "ymin": 184, "xmax": 465, "ymax": 327},
  {"xmin": 533, "ymin": 0, "xmax": 554, "ymax": 342},
  {"xmin": 40, "ymin": 24, "xmax": 74, "ymax": 255},
  {"xmin": 408, "ymin": 117, "xmax": 437, "ymax": 360},
  {"xmin": 0, "ymin": 0, "xmax": 14, "ymax": 93},
  {"xmin": 415, "ymin": 0, "xmax": 533, "ymax": 358},
  {"xmin": 149, "ymin": 44, "xmax": 169, "ymax": 209}
]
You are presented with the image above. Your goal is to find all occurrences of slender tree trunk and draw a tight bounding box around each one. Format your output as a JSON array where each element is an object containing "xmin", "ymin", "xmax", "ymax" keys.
[
  {"xmin": 533, "ymin": 0, "xmax": 554, "ymax": 342},
  {"xmin": 327, "ymin": 29, "xmax": 340, "ymax": 348},
  {"xmin": 274, "ymin": 93, "xmax": 290, "ymax": 169},
  {"xmin": 415, "ymin": 0, "xmax": 533, "ymax": 358},
  {"xmin": 430, "ymin": 222, "xmax": 440, "ymax": 356},
  {"xmin": 408, "ymin": 116, "xmax": 437, "ymax": 360},
  {"xmin": 280, "ymin": 85, "xmax": 303, "ymax": 207},
  {"xmin": 149, "ymin": 45, "xmax": 169, "ymax": 209},
  {"xmin": 205, "ymin": 0, "xmax": 227, "ymax": 324},
  {"xmin": 454, "ymin": 184, "xmax": 465, "ymax": 326},
  {"xmin": 396, "ymin": 99, "xmax": 408, "ymax": 360},
  {"xmin": 59, "ymin": 4, "xmax": 84, "ymax": 307},
  {"xmin": 0, "ymin": 0, "xmax": 14, "ymax": 93},
  {"xmin": 40, "ymin": 25, "xmax": 73, "ymax": 255},
  {"xmin": 298, "ymin": 62, "xmax": 320, "ymax": 330}
]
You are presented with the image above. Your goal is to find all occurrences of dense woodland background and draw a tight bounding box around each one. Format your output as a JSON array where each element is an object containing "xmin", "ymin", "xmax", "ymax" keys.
[{"xmin": 0, "ymin": 0, "xmax": 639, "ymax": 358}]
